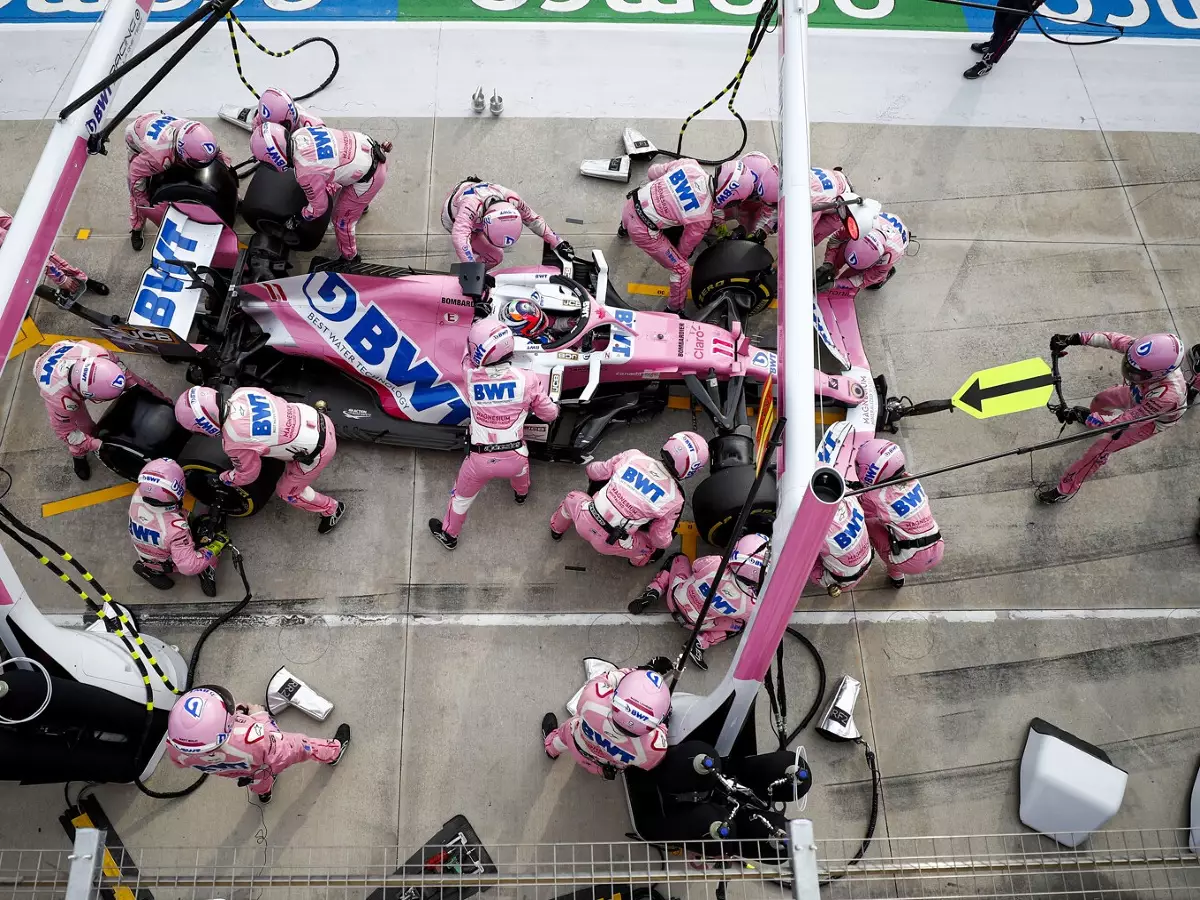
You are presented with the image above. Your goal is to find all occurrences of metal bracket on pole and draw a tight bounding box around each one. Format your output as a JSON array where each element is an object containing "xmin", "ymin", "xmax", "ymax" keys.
[
  {"xmin": 65, "ymin": 828, "xmax": 106, "ymax": 900},
  {"xmin": 787, "ymin": 818, "xmax": 821, "ymax": 900}
]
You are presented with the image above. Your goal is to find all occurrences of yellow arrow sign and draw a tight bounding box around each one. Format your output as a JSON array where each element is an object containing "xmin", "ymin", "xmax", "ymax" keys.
[{"xmin": 951, "ymin": 357, "xmax": 1056, "ymax": 420}]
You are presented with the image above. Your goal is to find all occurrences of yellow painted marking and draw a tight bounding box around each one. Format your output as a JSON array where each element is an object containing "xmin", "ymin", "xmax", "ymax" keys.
[
  {"xmin": 675, "ymin": 520, "xmax": 698, "ymax": 561},
  {"xmin": 950, "ymin": 357, "xmax": 1055, "ymax": 420},
  {"xmin": 8, "ymin": 317, "xmax": 45, "ymax": 359},
  {"xmin": 69, "ymin": 814, "xmax": 136, "ymax": 900},
  {"xmin": 667, "ymin": 395, "xmax": 759, "ymax": 416},
  {"xmin": 75, "ymin": 228, "xmax": 91, "ymax": 240},
  {"xmin": 815, "ymin": 408, "xmax": 844, "ymax": 426},
  {"xmin": 769, "ymin": 299, "xmax": 778, "ymax": 309},
  {"xmin": 43, "ymin": 483, "xmax": 136, "ymax": 518},
  {"xmin": 626, "ymin": 282, "xmax": 670, "ymax": 298}
]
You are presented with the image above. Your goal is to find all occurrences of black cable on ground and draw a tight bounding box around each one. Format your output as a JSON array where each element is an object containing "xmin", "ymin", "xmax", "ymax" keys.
[
  {"xmin": 819, "ymin": 740, "xmax": 881, "ymax": 885},
  {"xmin": 779, "ymin": 626, "xmax": 826, "ymax": 748},
  {"xmin": 224, "ymin": 10, "xmax": 340, "ymax": 102}
]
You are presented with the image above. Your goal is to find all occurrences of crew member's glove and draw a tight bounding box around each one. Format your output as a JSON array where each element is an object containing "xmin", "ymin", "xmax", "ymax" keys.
[
  {"xmin": 814, "ymin": 262, "xmax": 837, "ymax": 291},
  {"xmin": 284, "ymin": 216, "xmax": 301, "ymax": 230},
  {"xmin": 203, "ymin": 531, "xmax": 232, "ymax": 557},
  {"xmin": 1056, "ymin": 405, "xmax": 1092, "ymax": 425},
  {"xmin": 556, "ymin": 240, "xmax": 574, "ymax": 258},
  {"xmin": 713, "ymin": 222, "xmax": 734, "ymax": 240},
  {"xmin": 1050, "ymin": 333, "xmax": 1082, "ymax": 354},
  {"xmin": 748, "ymin": 229, "xmax": 768, "ymax": 244},
  {"xmin": 641, "ymin": 656, "xmax": 674, "ymax": 676},
  {"xmin": 602, "ymin": 764, "xmax": 618, "ymax": 781}
]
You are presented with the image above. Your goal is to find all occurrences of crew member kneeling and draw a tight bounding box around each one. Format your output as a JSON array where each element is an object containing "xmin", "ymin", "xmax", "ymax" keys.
[
  {"xmin": 550, "ymin": 432, "xmax": 708, "ymax": 566},
  {"xmin": 175, "ymin": 387, "xmax": 346, "ymax": 534},
  {"xmin": 167, "ymin": 686, "xmax": 350, "ymax": 804}
]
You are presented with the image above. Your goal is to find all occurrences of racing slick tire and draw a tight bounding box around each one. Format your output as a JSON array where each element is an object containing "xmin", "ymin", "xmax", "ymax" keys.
[
  {"xmin": 240, "ymin": 167, "xmax": 331, "ymax": 252},
  {"xmin": 148, "ymin": 160, "xmax": 240, "ymax": 229},
  {"xmin": 690, "ymin": 240, "xmax": 776, "ymax": 320},
  {"xmin": 95, "ymin": 386, "xmax": 192, "ymax": 482},
  {"xmin": 177, "ymin": 434, "xmax": 285, "ymax": 519},
  {"xmin": 691, "ymin": 464, "xmax": 778, "ymax": 548}
]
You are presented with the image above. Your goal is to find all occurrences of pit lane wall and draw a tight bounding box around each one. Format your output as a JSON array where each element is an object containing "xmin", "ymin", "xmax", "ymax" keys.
[{"xmin": 2, "ymin": 0, "xmax": 1197, "ymax": 39}]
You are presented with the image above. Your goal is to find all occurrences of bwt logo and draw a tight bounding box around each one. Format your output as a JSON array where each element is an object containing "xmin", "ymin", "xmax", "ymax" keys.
[
  {"xmin": 248, "ymin": 393, "xmax": 275, "ymax": 437},
  {"xmin": 580, "ymin": 720, "xmax": 635, "ymax": 764},
  {"xmin": 864, "ymin": 461, "xmax": 882, "ymax": 485},
  {"xmin": 38, "ymin": 344, "xmax": 71, "ymax": 386},
  {"xmin": 697, "ymin": 582, "xmax": 737, "ymax": 616},
  {"xmin": 311, "ymin": 128, "xmax": 335, "ymax": 161},
  {"xmin": 668, "ymin": 168, "xmax": 700, "ymax": 212},
  {"xmin": 832, "ymin": 506, "xmax": 865, "ymax": 550},
  {"xmin": 129, "ymin": 521, "xmax": 162, "ymax": 546},
  {"xmin": 880, "ymin": 212, "xmax": 909, "ymax": 244},
  {"xmin": 473, "ymin": 382, "xmax": 516, "ymax": 402},
  {"xmin": 304, "ymin": 272, "xmax": 467, "ymax": 424},
  {"xmin": 145, "ymin": 114, "xmax": 177, "ymax": 141},
  {"xmin": 715, "ymin": 179, "xmax": 743, "ymax": 207},
  {"xmin": 816, "ymin": 430, "xmax": 838, "ymax": 464},
  {"xmin": 812, "ymin": 168, "xmax": 834, "ymax": 192},
  {"xmin": 620, "ymin": 467, "xmax": 664, "ymax": 502},
  {"xmin": 132, "ymin": 217, "xmax": 199, "ymax": 328},
  {"xmin": 84, "ymin": 88, "xmax": 113, "ymax": 135},
  {"xmin": 889, "ymin": 483, "xmax": 925, "ymax": 517}
]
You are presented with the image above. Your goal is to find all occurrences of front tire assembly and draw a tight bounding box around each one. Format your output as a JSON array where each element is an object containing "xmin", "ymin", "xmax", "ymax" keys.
[
  {"xmin": 178, "ymin": 434, "xmax": 285, "ymax": 519},
  {"xmin": 692, "ymin": 464, "xmax": 778, "ymax": 548}
]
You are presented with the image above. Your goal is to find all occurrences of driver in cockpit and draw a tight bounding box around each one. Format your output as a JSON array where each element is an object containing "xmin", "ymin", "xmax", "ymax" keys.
[{"xmin": 500, "ymin": 297, "xmax": 574, "ymax": 346}]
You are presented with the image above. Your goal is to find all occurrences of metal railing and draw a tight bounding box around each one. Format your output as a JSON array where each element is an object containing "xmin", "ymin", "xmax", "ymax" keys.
[{"xmin": 4, "ymin": 825, "xmax": 1199, "ymax": 900}]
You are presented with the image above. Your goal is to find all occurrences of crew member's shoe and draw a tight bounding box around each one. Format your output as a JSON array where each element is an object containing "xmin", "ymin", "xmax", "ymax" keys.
[
  {"xmin": 130, "ymin": 229, "xmax": 144, "ymax": 252},
  {"xmin": 964, "ymin": 61, "xmax": 993, "ymax": 80},
  {"xmin": 888, "ymin": 575, "xmax": 905, "ymax": 589},
  {"xmin": 549, "ymin": 526, "xmax": 564, "ymax": 542},
  {"xmin": 628, "ymin": 588, "xmax": 661, "ymax": 615},
  {"xmin": 318, "ymin": 501, "xmax": 346, "ymax": 535},
  {"xmin": 133, "ymin": 561, "xmax": 175, "ymax": 591},
  {"xmin": 257, "ymin": 791, "xmax": 272, "ymax": 805},
  {"xmin": 514, "ymin": 491, "xmax": 528, "ymax": 504},
  {"xmin": 72, "ymin": 455, "xmax": 91, "ymax": 481},
  {"xmin": 330, "ymin": 724, "xmax": 352, "ymax": 765},
  {"xmin": 864, "ymin": 267, "xmax": 896, "ymax": 291},
  {"xmin": 198, "ymin": 568, "xmax": 218, "ymax": 597},
  {"xmin": 689, "ymin": 644, "xmax": 708, "ymax": 671},
  {"xmin": 970, "ymin": 41, "xmax": 992, "ymax": 53},
  {"xmin": 1036, "ymin": 485, "xmax": 1073, "ymax": 504},
  {"xmin": 617, "ymin": 224, "xmax": 628, "ymax": 239},
  {"xmin": 85, "ymin": 278, "xmax": 110, "ymax": 296},
  {"xmin": 541, "ymin": 712, "xmax": 559, "ymax": 758},
  {"xmin": 429, "ymin": 518, "xmax": 458, "ymax": 550}
]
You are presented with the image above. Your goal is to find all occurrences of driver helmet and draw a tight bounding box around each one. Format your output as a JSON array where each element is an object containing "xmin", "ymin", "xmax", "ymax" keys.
[
  {"xmin": 258, "ymin": 87, "xmax": 299, "ymax": 129},
  {"xmin": 138, "ymin": 458, "xmax": 186, "ymax": 506},
  {"xmin": 175, "ymin": 386, "xmax": 224, "ymax": 437},
  {"xmin": 480, "ymin": 202, "xmax": 523, "ymax": 250},
  {"xmin": 740, "ymin": 152, "xmax": 779, "ymax": 205},
  {"xmin": 1123, "ymin": 333, "xmax": 1183, "ymax": 383},
  {"xmin": 844, "ymin": 229, "xmax": 886, "ymax": 271},
  {"xmin": 175, "ymin": 121, "xmax": 219, "ymax": 168},
  {"xmin": 252, "ymin": 123, "xmax": 291, "ymax": 172},
  {"xmin": 70, "ymin": 355, "xmax": 126, "ymax": 401},
  {"xmin": 467, "ymin": 320, "xmax": 514, "ymax": 367},
  {"xmin": 166, "ymin": 686, "xmax": 235, "ymax": 755},
  {"xmin": 662, "ymin": 431, "xmax": 710, "ymax": 480},
  {"xmin": 500, "ymin": 297, "xmax": 550, "ymax": 341},
  {"xmin": 712, "ymin": 159, "xmax": 753, "ymax": 209},
  {"xmin": 855, "ymin": 438, "xmax": 906, "ymax": 487},
  {"xmin": 611, "ymin": 669, "xmax": 671, "ymax": 736},
  {"xmin": 729, "ymin": 533, "xmax": 771, "ymax": 587}
]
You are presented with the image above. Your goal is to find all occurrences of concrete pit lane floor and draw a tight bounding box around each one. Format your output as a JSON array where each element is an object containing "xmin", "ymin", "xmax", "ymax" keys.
[{"xmin": 0, "ymin": 112, "xmax": 1199, "ymax": 863}]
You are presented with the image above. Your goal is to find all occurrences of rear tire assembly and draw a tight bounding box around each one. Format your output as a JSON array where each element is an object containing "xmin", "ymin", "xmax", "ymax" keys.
[{"xmin": 240, "ymin": 167, "xmax": 331, "ymax": 253}]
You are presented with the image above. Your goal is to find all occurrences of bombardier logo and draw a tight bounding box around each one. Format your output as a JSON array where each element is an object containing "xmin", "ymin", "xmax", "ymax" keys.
[{"xmin": 302, "ymin": 272, "xmax": 468, "ymax": 425}]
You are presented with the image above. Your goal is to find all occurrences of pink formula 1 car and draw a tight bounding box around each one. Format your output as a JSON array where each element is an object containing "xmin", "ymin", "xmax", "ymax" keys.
[{"xmin": 57, "ymin": 166, "xmax": 780, "ymax": 540}]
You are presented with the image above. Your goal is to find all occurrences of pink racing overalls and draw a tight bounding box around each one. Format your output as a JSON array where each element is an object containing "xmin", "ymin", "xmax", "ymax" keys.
[
  {"xmin": 649, "ymin": 554, "xmax": 757, "ymax": 650},
  {"xmin": 128, "ymin": 490, "xmax": 218, "ymax": 579},
  {"xmin": 125, "ymin": 112, "xmax": 231, "ymax": 231},
  {"xmin": 218, "ymin": 387, "xmax": 339, "ymax": 517},
  {"xmin": 441, "ymin": 180, "xmax": 563, "ymax": 270},
  {"xmin": 167, "ymin": 706, "xmax": 342, "ymax": 796},
  {"xmin": 1055, "ymin": 331, "xmax": 1189, "ymax": 496},
  {"xmin": 810, "ymin": 497, "xmax": 875, "ymax": 592},
  {"xmin": 859, "ymin": 478, "xmax": 944, "ymax": 580},
  {"xmin": 0, "ymin": 207, "xmax": 88, "ymax": 294},
  {"xmin": 621, "ymin": 159, "xmax": 713, "ymax": 312},
  {"xmin": 544, "ymin": 668, "xmax": 668, "ymax": 776},
  {"xmin": 550, "ymin": 449, "xmax": 684, "ymax": 566},
  {"xmin": 291, "ymin": 126, "xmax": 388, "ymax": 260},
  {"xmin": 33, "ymin": 340, "xmax": 164, "ymax": 458},
  {"xmin": 825, "ymin": 211, "xmax": 909, "ymax": 290},
  {"xmin": 811, "ymin": 167, "xmax": 853, "ymax": 245},
  {"xmin": 442, "ymin": 362, "xmax": 560, "ymax": 538}
]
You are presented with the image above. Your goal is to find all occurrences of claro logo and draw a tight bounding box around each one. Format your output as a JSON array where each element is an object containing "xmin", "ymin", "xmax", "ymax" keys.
[{"xmin": 84, "ymin": 10, "xmax": 146, "ymax": 135}]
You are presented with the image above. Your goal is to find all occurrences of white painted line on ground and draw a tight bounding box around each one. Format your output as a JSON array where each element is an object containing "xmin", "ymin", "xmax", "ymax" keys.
[
  {"xmin": 2, "ymin": 21, "xmax": 1196, "ymax": 131},
  {"xmin": 45, "ymin": 607, "xmax": 1200, "ymax": 629}
]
